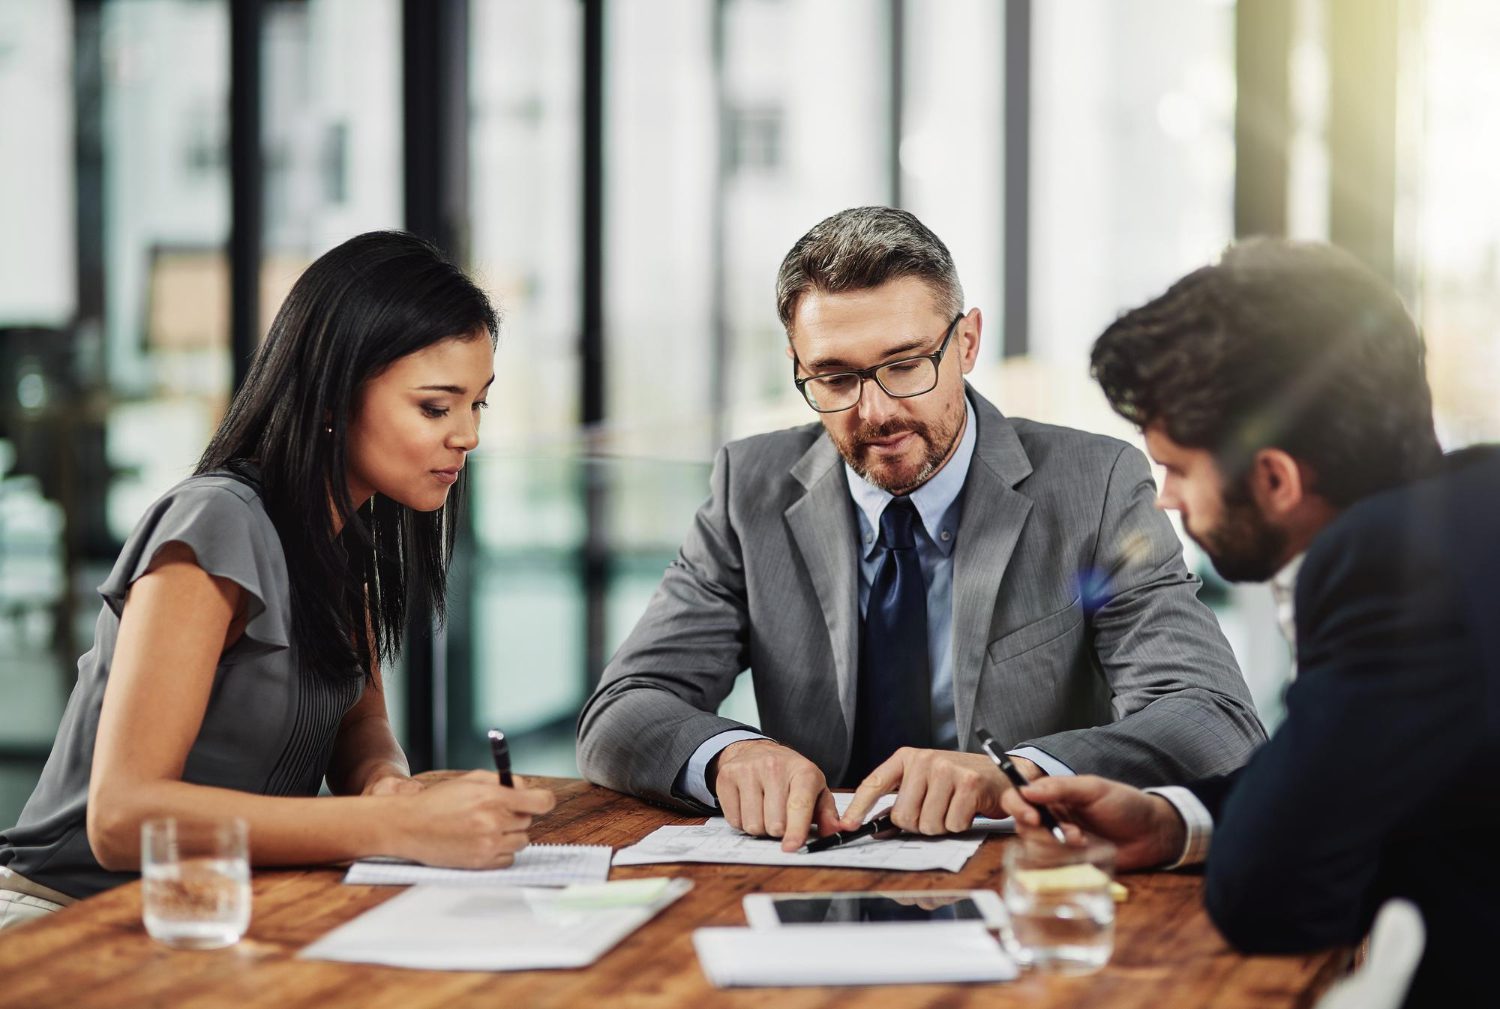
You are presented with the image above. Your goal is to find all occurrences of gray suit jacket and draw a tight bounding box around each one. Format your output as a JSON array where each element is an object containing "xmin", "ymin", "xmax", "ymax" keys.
[{"xmin": 577, "ymin": 390, "xmax": 1265, "ymax": 811}]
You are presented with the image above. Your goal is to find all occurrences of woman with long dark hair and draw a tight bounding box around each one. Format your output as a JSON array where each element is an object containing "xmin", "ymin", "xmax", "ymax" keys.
[{"xmin": 0, "ymin": 231, "xmax": 554, "ymax": 928}]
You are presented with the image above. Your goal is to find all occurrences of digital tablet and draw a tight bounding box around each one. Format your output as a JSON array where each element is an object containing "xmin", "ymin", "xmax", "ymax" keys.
[{"xmin": 742, "ymin": 890, "xmax": 1006, "ymax": 928}]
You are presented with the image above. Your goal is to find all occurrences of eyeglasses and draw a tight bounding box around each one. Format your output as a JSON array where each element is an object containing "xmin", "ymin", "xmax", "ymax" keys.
[{"xmin": 792, "ymin": 313, "xmax": 964, "ymax": 414}]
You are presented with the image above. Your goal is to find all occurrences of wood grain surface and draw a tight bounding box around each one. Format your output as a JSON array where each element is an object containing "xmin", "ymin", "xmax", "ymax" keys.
[{"xmin": 0, "ymin": 777, "xmax": 1348, "ymax": 1008}]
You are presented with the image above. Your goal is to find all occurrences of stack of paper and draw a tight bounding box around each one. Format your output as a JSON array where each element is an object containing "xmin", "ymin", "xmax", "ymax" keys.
[
  {"xmin": 693, "ymin": 924, "xmax": 1018, "ymax": 987},
  {"xmin": 343, "ymin": 844, "xmax": 613, "ymax": 887}
]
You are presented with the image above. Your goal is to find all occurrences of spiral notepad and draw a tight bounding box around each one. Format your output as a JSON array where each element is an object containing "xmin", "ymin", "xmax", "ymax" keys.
[{"xmin": 342, "ymin": 844, "xmax": 612, "ymax": 887}]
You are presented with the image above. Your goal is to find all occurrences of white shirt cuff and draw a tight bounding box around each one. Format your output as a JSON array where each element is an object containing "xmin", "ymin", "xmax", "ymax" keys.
[
  {"xmin": 676, "ymin": 729, "xmax": 769, "ymax": 807},
  {"xmin": 1008, "ymin": 746, "xmax": 1075, "ymax": 778},
  {"xmin": 1144, "ymin": 785, "xmax": 1214, "ymax": 869}
]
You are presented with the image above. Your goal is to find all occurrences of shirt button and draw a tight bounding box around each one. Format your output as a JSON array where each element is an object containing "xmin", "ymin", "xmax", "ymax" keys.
[
  {"xmin": 865, "ymin": 534, "xmax": 874, "ymax": 544},
  {"xmin": 940, "ymin": 530, "xmax": 951, "ymax": 542}
]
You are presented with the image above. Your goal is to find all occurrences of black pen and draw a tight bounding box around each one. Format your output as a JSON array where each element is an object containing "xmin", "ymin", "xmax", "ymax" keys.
[
  {"xmin": 975, "ymin": 727, "xmax": 1068, "ymax": 844},
  {"xmin": 803, "ymin": 813, "xmax": 896, "ymax": 853},
  {"xmin": 487, "ymin": 728, "xmax": 513, "ymax": 788}
]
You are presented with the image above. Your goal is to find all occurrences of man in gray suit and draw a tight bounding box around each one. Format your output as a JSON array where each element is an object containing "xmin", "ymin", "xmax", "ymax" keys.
[{"xmin": 577, "ymin": 207, "xmax": 1264, "ymax": 851}]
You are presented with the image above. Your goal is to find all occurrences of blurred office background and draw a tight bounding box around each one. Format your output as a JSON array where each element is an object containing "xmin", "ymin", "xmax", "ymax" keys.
[{"xmin": 2, "ymin": 0, "xmax": 1497, "ymax": 824}]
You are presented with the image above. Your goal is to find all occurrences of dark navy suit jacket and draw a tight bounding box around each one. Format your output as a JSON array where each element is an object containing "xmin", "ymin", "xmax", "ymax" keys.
[{"xmin": 1189, "ymin": 448, "xmax": 1500, "ymax": 1007}]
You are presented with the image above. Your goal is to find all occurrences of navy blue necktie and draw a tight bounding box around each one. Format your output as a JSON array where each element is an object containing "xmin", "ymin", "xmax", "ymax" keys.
[{"xmin": 846, "ymin": 497, "xmax": 932, "ymax": 785}]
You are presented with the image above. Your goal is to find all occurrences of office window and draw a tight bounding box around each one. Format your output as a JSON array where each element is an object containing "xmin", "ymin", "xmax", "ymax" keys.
[
  {"xmin": 99, "ymin": 0, "xmax": 232, "ymax": 534},
  {"xmin": 0, "ymin": 0, "xmax": 75, "ymax": 329},
  {"xmin": 0, "ymin": 0, "xmax": 76, "ymax": 828},
  {"xmin": 902, "ymin": 0, "xmax": 1005, "ymax": 357},
  {"xmin": 1410, "ymin": 0, "xmax": 1500, "ymax": 446},
  {"xmin": 261, "ymin": 0, "xmax": 402, "ymax": 306},
  {"xmin": 460, "ymin": 0, "xmax": 584, "ymax": 772},
  {"xmin": 719, "ymin": 0, "xmax": 891, "ymax": 443}
]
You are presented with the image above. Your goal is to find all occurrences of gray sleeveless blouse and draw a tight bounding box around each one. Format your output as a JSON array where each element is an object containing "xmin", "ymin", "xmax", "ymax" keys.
[{"xmin": 0, "ymin": 473, "xmax": 363, "ymax": 898}]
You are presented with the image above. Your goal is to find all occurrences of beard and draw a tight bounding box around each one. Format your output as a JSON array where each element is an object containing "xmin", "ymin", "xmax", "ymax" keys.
[
  {"xmin": 1193, "ymin": 478, "xmax": 1288, "ymax": 583},
  {"xmin": 833, "ymin": 408, "xmax": 963, "ymax": 496}
]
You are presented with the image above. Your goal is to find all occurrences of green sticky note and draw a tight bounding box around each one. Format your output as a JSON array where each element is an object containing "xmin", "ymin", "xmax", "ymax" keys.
[{"xmin": 551, "ymin": 878, "xmax": 674, "ymax": 909}]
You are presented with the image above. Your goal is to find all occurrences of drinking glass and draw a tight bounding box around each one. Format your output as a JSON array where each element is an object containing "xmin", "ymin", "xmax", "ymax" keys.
[
  {"xmin": 140, "ymin": 817, "xmax": 251, "ymax": 949},
  {"xmin": 1001, "ymin": 834, "xmax": 1116, "ymax": 974}
]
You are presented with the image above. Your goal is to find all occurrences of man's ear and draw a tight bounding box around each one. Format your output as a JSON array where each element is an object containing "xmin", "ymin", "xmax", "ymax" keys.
[
  {"xmin": 1248, "ymin": 448, "xmax": 1309, "ymax": 518},
  {"xmin": 957, "ymin": 308, "xmax": 982, "ymax": 374}
]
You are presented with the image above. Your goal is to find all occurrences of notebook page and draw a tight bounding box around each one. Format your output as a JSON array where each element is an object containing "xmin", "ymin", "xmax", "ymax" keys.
[{"xmin": 343, "ymin": 844, "xmax": 612, "ymax": 887}]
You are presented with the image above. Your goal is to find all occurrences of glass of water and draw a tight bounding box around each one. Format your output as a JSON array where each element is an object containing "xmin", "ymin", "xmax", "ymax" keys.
[
  {"xmin": 1001, "ymin": 834, "xmax": 1116, "ymax": 974},
  {"xmin": 140, "ymin": 817, "xmax": 251, "ymax": 950}
]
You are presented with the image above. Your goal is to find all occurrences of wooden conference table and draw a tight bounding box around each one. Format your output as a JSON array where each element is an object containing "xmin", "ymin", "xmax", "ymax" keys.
[{"xmin": 0, "ymin": 777, "xmax": 1348, "ymax": 1008}]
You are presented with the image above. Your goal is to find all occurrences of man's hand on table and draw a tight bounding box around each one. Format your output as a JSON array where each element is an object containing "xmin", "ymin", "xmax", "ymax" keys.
[
  {"xmin": 840, "ymin": 748, "xmax": 1037, "ymax": 835},
  {"xmin": 708, "ymin": 739, "xmax": 842, "ymax": 852},
  {"xmin": 999, "ymin": 774, "xmax": 1186, "ymax": 870}
]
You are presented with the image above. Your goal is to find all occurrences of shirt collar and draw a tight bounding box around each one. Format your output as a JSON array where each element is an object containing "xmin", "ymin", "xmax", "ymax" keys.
[
  {"xmin": 1269, "ymin": 552, "xmax": 1305, "ymax": 650},
  {"xmin": 845, "ymin": 395, "xmax": 977, "ymax": 559}
]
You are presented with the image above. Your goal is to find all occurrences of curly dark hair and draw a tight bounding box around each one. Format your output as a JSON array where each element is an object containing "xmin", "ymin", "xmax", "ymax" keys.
[{"xmin": 1091, "ymin": 238, "xmax": 1440, "ymax": 507}]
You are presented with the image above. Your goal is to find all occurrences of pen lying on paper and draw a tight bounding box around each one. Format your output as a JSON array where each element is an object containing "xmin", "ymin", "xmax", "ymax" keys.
[
  {"xmin": 488, "ymin": 728, "xmax": 514, "ymax": 788},
  {"xmin": 803, "ymin": 814, "xmax": 897, "ymax": 853},
  {"xmin": 975, "ymin": 726, "xmax": 1067, "ymax": 844}
]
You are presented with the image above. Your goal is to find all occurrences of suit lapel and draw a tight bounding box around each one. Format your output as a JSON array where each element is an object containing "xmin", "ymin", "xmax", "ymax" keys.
[
  {"xmin": 951, "ymin": 391, "xmax": 1034, "ymax": 751},
  {"xmin": 786, "ymin": 437, "xmax": 860, "ymax": 752}
]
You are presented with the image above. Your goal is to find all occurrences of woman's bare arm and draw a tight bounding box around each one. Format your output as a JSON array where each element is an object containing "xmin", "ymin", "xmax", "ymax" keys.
[{"xmin": 86, "ymin": 543, "xmax": 552, "ymax": 871}]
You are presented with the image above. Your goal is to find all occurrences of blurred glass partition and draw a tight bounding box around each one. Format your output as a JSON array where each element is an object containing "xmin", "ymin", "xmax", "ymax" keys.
[
  {"xmin": 454, "ymin": 446, "xmax": 742, "ymax": 777},
  {"xmin": 100, "ymin": 0, "xmax": 232, "ymax": 534},
  {"xmin": 0, "ymin": 0, "xmax": 74, "ymax": 329},
  {"xmin": 901, "ymin": 0, "xmax": 1006, "ymax": 350},
  {"xmin": 261, "ymin": 0, "xmax": 403, "ymax": 308},
  {"xmin": 0, "ymin": 0, "xmax": 232, "ymax": 826},
  {"xmin": 716, "ymin": 0, "xmax": 893, "ymax": 441},
  {"xmin": 461, "ymin": 0, "xmax": 583, "ymax": 773}
]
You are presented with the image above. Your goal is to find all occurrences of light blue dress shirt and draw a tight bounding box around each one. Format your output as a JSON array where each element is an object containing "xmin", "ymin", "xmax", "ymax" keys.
[{"xmin": 677, "ymin": 397, "xmax": 1071, "ymax": 807}]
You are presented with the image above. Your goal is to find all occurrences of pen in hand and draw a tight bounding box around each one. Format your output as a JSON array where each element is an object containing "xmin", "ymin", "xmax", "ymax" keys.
[
  {"xmin": 487, "ymin": 728, "xmax": 514, "ymax": 788},
  {"xmin": 803, "ymin": 813, "xmax": 897, "ymax": 853},
  {"xmin": 975, "ymin": 727, "xmax": 1068, "ymax": 844}
]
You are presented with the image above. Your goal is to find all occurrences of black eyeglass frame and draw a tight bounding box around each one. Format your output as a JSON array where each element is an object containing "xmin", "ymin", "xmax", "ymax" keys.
[{"xmin": 792, "ymin": 312, "xmax": 966, "ymax": 414}]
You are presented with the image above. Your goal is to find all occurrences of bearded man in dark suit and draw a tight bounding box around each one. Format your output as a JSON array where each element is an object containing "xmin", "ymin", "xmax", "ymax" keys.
[{"xmin": 1002, "ymin": 238, "xmax": 1496, "ymax": 1007}]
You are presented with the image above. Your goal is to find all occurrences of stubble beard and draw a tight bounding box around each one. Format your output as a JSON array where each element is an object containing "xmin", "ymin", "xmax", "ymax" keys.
[
  {"xmin": 836, "ymin": 406, "xmax": 963, "ymax": 497},
  {"xmin": 1193, "ymin": 479, "xmax": 1288, "ymax": 584}
]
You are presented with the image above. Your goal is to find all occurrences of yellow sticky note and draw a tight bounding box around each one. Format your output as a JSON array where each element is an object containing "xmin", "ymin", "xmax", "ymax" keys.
[{"xmin": 1012, "ymin": 864, "xmax": 1113, "ymax": 894}]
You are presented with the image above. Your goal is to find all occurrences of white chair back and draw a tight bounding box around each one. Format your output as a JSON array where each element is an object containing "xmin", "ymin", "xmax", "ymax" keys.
[{"xmin": 1314, "ymin": 899, "xmax": 1426, "ymax": 1009}]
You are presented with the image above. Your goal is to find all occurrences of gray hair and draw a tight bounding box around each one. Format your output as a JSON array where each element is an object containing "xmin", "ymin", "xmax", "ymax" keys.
[{"xmin": 775, "ymin": 206, "xmax": 964, "ymax": 331}]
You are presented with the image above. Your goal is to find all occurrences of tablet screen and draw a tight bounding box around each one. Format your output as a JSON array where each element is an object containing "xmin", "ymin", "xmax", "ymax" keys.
[{"xmin": 770, "ymin": 894, "xmax": 983, "ymax": 924}]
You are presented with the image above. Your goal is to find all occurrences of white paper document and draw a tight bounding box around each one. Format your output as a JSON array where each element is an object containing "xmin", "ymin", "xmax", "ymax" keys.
[
  {"xmin": 702, "ymin": 794, "xmax": 1013, "ymax": 835},
  {"xmin": 301, "ymin": 879, "xmax": 692, "ymax": 971},
  {"xmin": 693, "ymin": 923, "xmax": 1018, "ymax": 987},
  {"xmin": 613, "ymin": 823, "xmax": 981, "ymax": 872},
  {"xmin": 343, "ymin": 844, "xmax": 612, "ymax": 888},
  {"xmin": 828, "ymin": 793, "xmax": 1016, "ymax": 833},
  {"xmin": 612, "ymin": 793, "xmax": 1004, "ymax": 872}
]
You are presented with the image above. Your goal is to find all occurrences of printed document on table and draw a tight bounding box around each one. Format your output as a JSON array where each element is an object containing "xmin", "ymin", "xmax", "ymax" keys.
[
  {"xmin": 301, "ymin": 880, "xmax": 692, "ymax": 971},
  {"xmin": 613, "ymin": 823, "xmax": 982, "ymax": 872},
  {"xmin": 614, "ymin": 792, "xmax": 1009, "ymax": 872},
  {"xmin": 831, "ymin": 794, "xmax": 1015, "ymax": 833},
  {"xmin": 343, "ymin": 844, "xmax": 612, "ymax": 887},
  {"xmin": 698, "ymin": 793, "xmax": 1013, "ymax": 837}
]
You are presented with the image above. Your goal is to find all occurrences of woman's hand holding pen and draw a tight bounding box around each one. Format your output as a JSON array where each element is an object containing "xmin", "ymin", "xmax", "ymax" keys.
[
  {"xmin": 997, "ymin": 775, "xmax": 1186, "ymax": 871},
  {"xmin": 360, "ymin": 771, "xmax": 425, "ymax": 797},
  {"xmin": 389, "ymin": 770, "xmax": 556, "ymax": 869}
]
